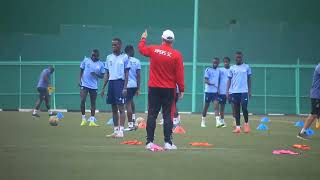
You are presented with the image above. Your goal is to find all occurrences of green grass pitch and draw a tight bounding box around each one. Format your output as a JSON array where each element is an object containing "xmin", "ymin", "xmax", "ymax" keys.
[{"xmin": 0, "ymin": 111, "xmax": 319, "ymax": 180}]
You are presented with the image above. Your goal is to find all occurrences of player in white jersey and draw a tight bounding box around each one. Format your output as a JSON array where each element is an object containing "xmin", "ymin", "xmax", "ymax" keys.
[
  {"xmin": 124, "ymin": 45, "xmax": 141, "ymax": 131},
  {"xmin": 217, "ymin": 57, "xmax": 232, "ymax": 127},
  {"xmin": 201, "ymin": 58, "xmax": 221, "ymax": 128}
]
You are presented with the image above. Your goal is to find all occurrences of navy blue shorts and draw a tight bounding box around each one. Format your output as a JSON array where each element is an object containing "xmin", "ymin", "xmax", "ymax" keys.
[
  {"xmin": 80, "ymin": 86, "xmax": 98, "ymax": 95},
  {"xmin": 126, "ymin": 88, "xmax": 138, "ymax": 101},
  {"xmin": 37, "ymin": 87, "xmax": 49, "ymax": 98},
  {"xmin": 204, "ymin": 93, "xmax": 219, "ymax": 103},
  {"xmin": 231, "ymin": 93, "xmax": 248, "ymax": 106},
  {"xmin": 107, "ymin": 80, "xmax": 126, "ymax": 105},
  {"xmin": 311, "ymin": 98, "xmax": 320, "ymax": 118},
  {"xmin": 218, "ymin": 94, "xmax": 231, "ymax": 105}
]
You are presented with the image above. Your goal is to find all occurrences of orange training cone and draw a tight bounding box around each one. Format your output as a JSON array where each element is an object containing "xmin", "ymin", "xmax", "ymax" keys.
[
  {"xmin": 173, "ymin": 125, "xmax": 186, "ymax": 134},
  {"xmin": 189, "ymin": 142, "xmax": 213, "ymax": 147},
  {"xmin": 292, "ymin": 144, "xmax": 311, "ymax": 150},
  {"xmin": 120, "ymin": 140, "xmax": 143, "ymax": 145}
]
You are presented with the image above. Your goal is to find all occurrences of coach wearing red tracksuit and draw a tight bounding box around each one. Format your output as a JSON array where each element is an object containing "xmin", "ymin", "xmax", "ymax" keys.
[{"xmin": 138, "ymin": 29, "xmax": 184, "ymax": 150}]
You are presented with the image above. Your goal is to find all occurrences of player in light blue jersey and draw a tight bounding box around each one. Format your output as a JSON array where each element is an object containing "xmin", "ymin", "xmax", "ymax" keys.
[
  {"xmin": 217, "ymin": 57, "xmax": 232, "ymax": 127},
  {"xmin": 32, "ymin": 66, "xmax": 55, "ymax": 117},
  {"xmin": 201, "ymin": 58, "xmax": 221, "ymax": 128},
  {"xmin": 124, "ymin": 45, "xmax": 141, "ymax": 131},
  {"xmin": 227, "ymin": 51, "xmax": 252, "ymax": 133},
  {"xmin": 79, "ymin": 49, "xmax": 105, "ymax": 127},
  {"xmin": 101, "ymin": 38, "xmax": 130, "ymax": 138}
]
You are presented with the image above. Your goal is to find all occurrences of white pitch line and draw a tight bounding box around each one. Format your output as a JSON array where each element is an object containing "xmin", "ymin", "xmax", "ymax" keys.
[
  {"xmin": 1, "ymin": 144, "xmax": 319, "ymax": 154},
  {"xmin": 19, "ymin": 109, "xmax": 33, "ymax": 112},
  {"xmin": 0, "ymin": 144, "xmax": 254, "ymax": 151}
]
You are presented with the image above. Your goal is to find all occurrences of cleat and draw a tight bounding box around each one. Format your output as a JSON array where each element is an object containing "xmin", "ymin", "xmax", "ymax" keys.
[
  {"xmin": 201, "ymin": 121, "xmax": 206, "ymax": 127},
  {"xmin": 32, "ymin": 113, "xmax": 40, "ymax": 118},
  {"xmin": 89, "ymin": 121, "xmax": 100, "ymax": 127},
  {"xmin": 48, "ymin": 112, "xmax": 57, "ymax": 117},
  {"xmin": 158, "ymin": 119, "xmax": 164, "ymax": 125},
  {"xmin": 145, "ymin": 142, "xmax": 154, "ymax": 150},
  {"xmin": 80, "ymin": 120, "xmax": 87, "ymax": 126},
  {"xmin": 216, "ymin": 117, "xmax": 223, "ymax": 128},
  {"xmin": 220, "ymin": 119, "xmax": 227, "ymax": 128},
  {"xmin": 297, "ymin": 132, "xmax": 310, "ymax": 140},
  {"xmin": 243, "ymin": 123, "xmax": 250, "ymax": 133},
  {"xmin": 233, "ymin": 127, "xmax": 241, "ymax": 133},
  {"xmin": 216, "ymin": 123, "xmax": 223, "ymax": 128},
  {"xmin": 124, "ymin": 126, "xmax": 137, "ymax": 132},
  {"xmin": 164, "ymin": 142, "xmax": 177, "ymax": 150},
  {"xmin": 114, "ymin": 131, "xmax": 124, "ymax": 138},
  {"xmin": 232, "ymin": 120, "xmax": 236, "ymax": 128},
  {"xmin": 106, "ymin": 132, "xmax": 118, "ymax": 138}
]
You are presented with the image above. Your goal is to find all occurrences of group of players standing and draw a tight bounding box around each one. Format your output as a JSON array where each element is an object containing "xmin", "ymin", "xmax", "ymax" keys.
[
  {"xmin": 79, "ymin": 39, "xmax": 141, "ymax": 139},
  {"xmin": 31, "ymin": 29, "xmax": 319, "ymax": 149},
  {"xmin": 201, "ymin": 51, "xmax": 252, "ymax": 134}
]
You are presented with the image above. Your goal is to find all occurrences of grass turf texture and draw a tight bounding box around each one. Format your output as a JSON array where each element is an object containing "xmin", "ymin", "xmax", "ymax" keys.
[{"xmin": 0, "ymin": 112, "xmax": 319, "ymax": 180}]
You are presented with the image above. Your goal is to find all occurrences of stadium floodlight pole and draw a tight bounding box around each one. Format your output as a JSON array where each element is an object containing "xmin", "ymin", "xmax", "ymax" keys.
[
  {"xmin": 295, "ymin": 58, "xmax": 300, "ymax": 115},
  {"xmin": 19, "ymin": 55, "xmax": 22, "ymax": 110},
  {"xmin": 192, "ymin": 0, "xmax": 199, "ymax": 112},
  {"xmin": 53, "ymin": 65, "xmax": 56, "ymax": 110},
  {"xmin": 264, "ymin": 67, "xmax": 267, "ymax": 114}
]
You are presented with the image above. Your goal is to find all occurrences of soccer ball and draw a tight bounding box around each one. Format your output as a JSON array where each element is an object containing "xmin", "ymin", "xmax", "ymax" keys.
[
  {"xmin": 135, "ymin": 117, "xmax": 145, "ymax": 126},
  {"xmin": 49, "ymin": 116, "xmax": 59, "ymax": 126}
]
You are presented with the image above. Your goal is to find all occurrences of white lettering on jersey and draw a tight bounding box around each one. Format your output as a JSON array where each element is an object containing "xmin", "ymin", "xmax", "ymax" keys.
[{"xmin": 154, "ymin": 49, "xmax": 172, "ymax": 57}]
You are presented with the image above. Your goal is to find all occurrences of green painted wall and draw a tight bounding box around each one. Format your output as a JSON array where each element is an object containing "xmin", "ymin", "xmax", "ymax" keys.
[{"xmin": 0, "ymin": 0, "xmax": 319, "ymax": 114}]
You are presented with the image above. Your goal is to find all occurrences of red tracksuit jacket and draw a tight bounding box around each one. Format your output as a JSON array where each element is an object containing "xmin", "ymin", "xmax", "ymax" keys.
[{"xmin": 138, "ymin": 38, "xmax": 185, "ymax": 92}]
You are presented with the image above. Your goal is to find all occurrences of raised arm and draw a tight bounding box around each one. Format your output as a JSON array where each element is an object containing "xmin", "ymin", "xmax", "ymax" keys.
[{"xmin": 138, "ymin": 30, "xmax": 151, "ymax": 57}]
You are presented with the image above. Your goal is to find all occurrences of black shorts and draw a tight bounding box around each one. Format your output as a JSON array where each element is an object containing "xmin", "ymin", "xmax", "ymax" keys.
[
  {"xmin": 126, "ymin": 88, "xmax": 138, "ymax": 101},
  {"xmin": 37, "ymin": 87, "xmax": 49, "ymax": 98},
  {"xmin": 311, "ymin": 98, "xmax": 320, "ymax": 118},
  {"xmin": 80, "ymin": 86, "xmax": 98, "ymax": 95}
]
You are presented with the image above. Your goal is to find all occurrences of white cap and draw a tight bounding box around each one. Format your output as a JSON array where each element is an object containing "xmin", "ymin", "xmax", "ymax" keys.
[{"xmin": 162, "ymin": 30, "xmax": 175, "ymax": 41}]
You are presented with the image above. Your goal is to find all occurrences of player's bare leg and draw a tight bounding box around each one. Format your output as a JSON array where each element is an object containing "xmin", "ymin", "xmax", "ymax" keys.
[
  {"xmin": 32, "ymin": 98, "xmax": 43, "ymax": 117},
  {"xmin": 125, "ymin": 100, "xmax": 136, "ymax": 131},
  {"xmin": 233, "ymin": 101, "xmax": 241, "ymax": 133},
  {"xmin": 116, "ymin": 104, "xmax": 126, "ymax": 137},
  {"xmin": 80, "ymin": 89, "xmax": 88, "ymax": 126},
  {"xmin": 214, "ymin": 100, "xmax": 222, "ymax": 128},
  {"xmin": 88, "ymin": 92, "xmax": 99, "ymax": 127},
  {"xmin": 106, "ymin": 104, "xmax": 120, "ymax": 137},
  {"xmin": 297, "ymin": 115, "xmax": 317, "ymax": 140},
  {"xmin": 201, "ymin": 102, "xmax": 210, "ymax": 127},
  {"xmin": 219, "ymin": 103, "xmax": 227, "ymax": 127}
]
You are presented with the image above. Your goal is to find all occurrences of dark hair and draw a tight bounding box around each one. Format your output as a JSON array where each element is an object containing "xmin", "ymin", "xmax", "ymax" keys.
[
  {"xmin": 48, "ymin": 66, "xmax": 54, "ymax": 72},
  {"xmin": 235, "ymin": 51, "xmax": 243, "ymax": 55},
  {"xmin": 124, "ymin": 45, "xmax": 134, "ymax": 53},
  {"xmin": 92, "ymin": 49, "xmax": 99, "ymax": 53},
  {"xmin": 213, "ymin": 57, "xmax": 220, "ymax": 61},
  {"xmin": 112, "ymin": 38, "xmax": 122, "ymax": 44},
  {"xmin": 223, "ymin": 57, "xmax": 230, "ymax": 62}
]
